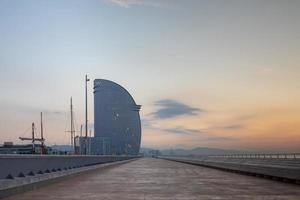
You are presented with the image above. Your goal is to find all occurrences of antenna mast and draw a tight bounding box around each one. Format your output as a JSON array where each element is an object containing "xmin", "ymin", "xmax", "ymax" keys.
[
  {"xmin": 32, "ymin": 122, "xmax": 35, "ymax": 154},
  {"xmin": 89, "ymin": 129, "xmax": 92, "ymax": 154},
  {"xmin": 40, "ymin": 112, "xmax": 45, "ymax": 154},
  {"xmin": 70, "ymin": 97, "xmax": 75, "ymax": 152}
]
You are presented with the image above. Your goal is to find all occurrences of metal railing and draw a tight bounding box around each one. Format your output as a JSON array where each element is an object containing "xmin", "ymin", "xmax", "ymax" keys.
[{"xmin": 207, "ymin": 153, "xmax": 300, "ymax": 159}]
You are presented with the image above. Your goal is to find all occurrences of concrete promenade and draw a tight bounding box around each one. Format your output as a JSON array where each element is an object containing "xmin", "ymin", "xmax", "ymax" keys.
[{"xmin": 3, "ymin": 157, "xmax": 300, "ymax": 200}]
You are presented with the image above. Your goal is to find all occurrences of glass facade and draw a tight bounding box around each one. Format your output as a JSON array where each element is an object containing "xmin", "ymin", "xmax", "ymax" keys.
[{"xmin": 92, "ymin": 79, "xmax": 141, "ymax": 155}]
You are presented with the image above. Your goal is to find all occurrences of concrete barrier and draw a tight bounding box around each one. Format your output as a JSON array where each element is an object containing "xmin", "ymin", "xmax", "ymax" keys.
[
  {"xmin": 160, "ymin": 156, "xmax": 300, "ymax": 184},
  {"xmin": 0, "ymin": 154, "xmax": 138, "ymax": 180},
  {"xmin": 0, "ymin": 158, "xmax": 138, "ymax": 199}
]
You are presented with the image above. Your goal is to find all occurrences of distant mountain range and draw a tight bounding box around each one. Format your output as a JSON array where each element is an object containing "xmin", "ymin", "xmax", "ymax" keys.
[
  {"xmin": 159, "ymin": 147, "xmax": 249, "ymax": 156},
  {"xmin": 141, "ymin": 147, "xmax": 251, "ymax": 156}
]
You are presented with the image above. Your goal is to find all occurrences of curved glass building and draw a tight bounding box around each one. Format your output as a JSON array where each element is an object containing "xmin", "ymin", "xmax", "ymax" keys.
[{"xmin": 92, "ymin": 79, "xmax": 141, "ymax": 155}]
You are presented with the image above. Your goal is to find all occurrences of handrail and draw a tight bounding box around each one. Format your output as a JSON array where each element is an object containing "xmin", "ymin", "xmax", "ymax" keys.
[{"xmin": 203, "ymin": 153, "xmax": 300, "ymax": 159}]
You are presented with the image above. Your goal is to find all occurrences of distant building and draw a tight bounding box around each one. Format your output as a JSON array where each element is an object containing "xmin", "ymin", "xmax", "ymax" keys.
[
  {"xmin": 75, "ymin": 79, "xmax": 142, "ymax": 155},
  {"xmin": 0, "ymin": 142, "xmax": 34, "ymax": 154},
  {"xmin": 74, "ymin": 136, "xmax": 93, "ymax": 155},
  {"xmin": 93, "ymin": 79, "xmax": 141, "ymax": 155},
  {"xmin": 0, "ymin": 142, "xmax": 59, "ymax": 154}
]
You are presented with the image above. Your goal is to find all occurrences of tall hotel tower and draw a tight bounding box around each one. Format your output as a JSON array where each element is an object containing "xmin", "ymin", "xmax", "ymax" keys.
[{"xmin": 92, "ymin": 79, "xmax": 141, "ymax": 155}]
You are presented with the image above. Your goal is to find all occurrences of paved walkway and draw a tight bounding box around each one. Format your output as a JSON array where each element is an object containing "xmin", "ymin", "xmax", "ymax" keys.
[{"xmin": 3, "ymin": 158, "xmax": 300, "ymax": 200}]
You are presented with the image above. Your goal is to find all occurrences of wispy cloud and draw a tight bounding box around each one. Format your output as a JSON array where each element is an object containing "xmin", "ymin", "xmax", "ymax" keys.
[
  {"xmin": 162, "ymin": 126, "xmax": 203, "ymax": 135},
  {"xmin": 219, "ymin": 124, "xmax": 244, "ymax": 130},
  {"xmin": 44, "ymin": 111, "xmax": 65, "ymax": 115},
  {"xmin": 204, "ymin": 136, "xmax": 236, "ymax": 141},
  {"xmin": 142, "ymin": 118, "xmax": 203, "ymax": 135},
  {"xmin": 106, "ymin": 0, "xmax": 162, "ymax": 8},
  {"xmin": 207, "ymin": 114, "xmax": 256, "ymax": 131},
  {"xmin": 235, "ymin": 114, "xmax": 256, "ymax": 121},
  {"xmin": 151, "ymin": 99, "xmax": 203, "ymax": 119},
  {"xmin": 141, "ymin": 118, "xmax": 154, "ymax": 129}
]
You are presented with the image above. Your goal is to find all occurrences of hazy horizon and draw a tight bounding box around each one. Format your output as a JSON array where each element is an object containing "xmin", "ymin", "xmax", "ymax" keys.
[{"xmin": 1, "ymin": 0, "xmax": 300, "ymax": 152}]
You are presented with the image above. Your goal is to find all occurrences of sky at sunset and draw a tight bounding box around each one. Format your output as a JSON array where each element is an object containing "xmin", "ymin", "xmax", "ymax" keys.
[{"xmin": 0, "ymin": 0, "xmax": 299, "ymax": 152}]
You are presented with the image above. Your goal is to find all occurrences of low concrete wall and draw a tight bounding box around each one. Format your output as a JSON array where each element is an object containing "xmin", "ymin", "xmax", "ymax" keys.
[
  {"xmin": 160, "ymin": 156, "xmax": 300, "ymax": 184},
  {"xmin": 0, "ymin": 155, "xmax": 137, "ymax": 179},
  {"xmin": 0, "ymin": 158, "xmax": 137, "ymax": 199}
]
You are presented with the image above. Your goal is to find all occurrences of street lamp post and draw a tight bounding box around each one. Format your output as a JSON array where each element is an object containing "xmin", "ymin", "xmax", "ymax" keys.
[{"xmin": 85, "ymin": 74, "xmax": 90, "ymax": 155}]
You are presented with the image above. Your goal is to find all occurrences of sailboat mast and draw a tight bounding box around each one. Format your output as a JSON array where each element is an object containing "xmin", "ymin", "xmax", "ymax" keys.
[
  {"xmin": 40, "ymin": 112, "xmax": 44, "ymax": 154},
  {"xmin": 89, "ymin": 129, "xmax": 92, "ymax": 154},
  {"xmin": 70, "ymin": 97, "xmax": 74, "ymax": 151},
  {"xmin": 32, "ymin": 122, "xmax": 35, "ymax": 154}
]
